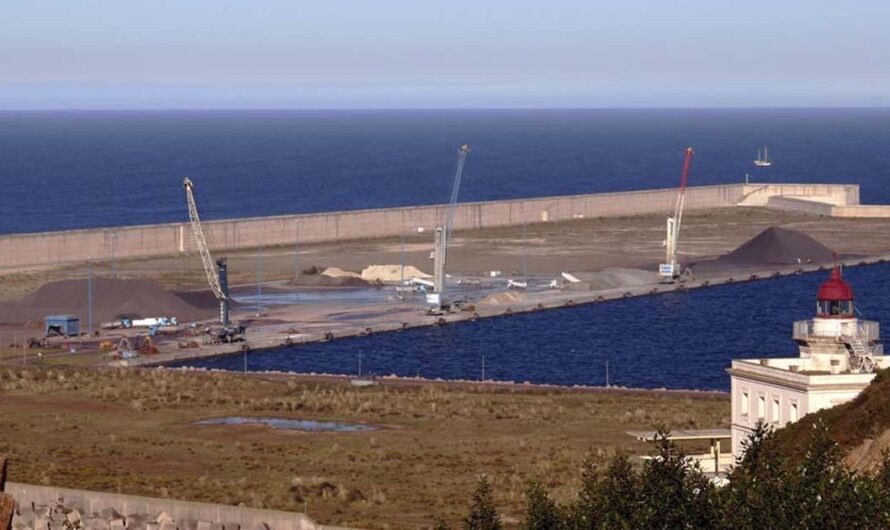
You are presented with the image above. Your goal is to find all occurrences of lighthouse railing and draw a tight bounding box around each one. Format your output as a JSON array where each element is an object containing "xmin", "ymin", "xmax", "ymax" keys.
[{"xmin": 792, "ymin": 319, "xmax": 880, "ymax": 342}]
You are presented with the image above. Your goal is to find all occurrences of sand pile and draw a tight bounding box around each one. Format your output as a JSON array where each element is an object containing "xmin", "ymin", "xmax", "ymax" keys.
[
  {"xmin": 361, "ymin": 265, "xmax": 431, "ymax": 283},
  {"xmin": 719, "ymin": 226, "xmax": 835, "ymax": 265},
  {"xmin": 479, "ymin": 290, "xmax": 527, "ymax": 306},
  {"xmin": 321, "ymin": 267, "xmax": 362, "ymax": 279},
  {"xmin": 578, "ymin": 268, "xmax": 654, "ymax": 291},
  {"xmin": 0, "ymin": 278, "xmax": 215, "ymax": 325}
]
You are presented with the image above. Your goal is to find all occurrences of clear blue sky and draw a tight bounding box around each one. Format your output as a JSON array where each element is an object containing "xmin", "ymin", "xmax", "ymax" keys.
[{"xmin": 1, "ymin": 0, "xmax": 888, "ymax": 109}]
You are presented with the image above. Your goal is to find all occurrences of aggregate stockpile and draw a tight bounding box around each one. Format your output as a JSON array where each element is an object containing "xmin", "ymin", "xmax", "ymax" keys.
[
  {"xmin": 691, "ymin": 226, "xmax": 837, "ymax": 274},
  {"xmin": 719, "ymin": 226, "xmax": 835, "ymax": 266},
  {"xmin": 0, "ymin": 278, "xmax": 215, "ymax": 325}
]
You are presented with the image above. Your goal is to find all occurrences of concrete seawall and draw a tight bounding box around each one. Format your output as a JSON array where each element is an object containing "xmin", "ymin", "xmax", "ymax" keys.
[{"xmin": 0, "ymin": 183, "xmax": 858, "ymax": 270}]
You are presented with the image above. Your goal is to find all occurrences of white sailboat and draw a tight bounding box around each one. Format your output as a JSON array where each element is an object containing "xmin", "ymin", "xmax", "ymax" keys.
[{"xmin": 754, "ymin": 146, "xmax": 772, "ymax": 167}]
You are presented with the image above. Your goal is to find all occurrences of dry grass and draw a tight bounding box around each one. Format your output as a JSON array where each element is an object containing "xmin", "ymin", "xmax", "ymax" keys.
[{"xmin": 0, "ymin": 367, "xmax": 727, "ymax": 529}]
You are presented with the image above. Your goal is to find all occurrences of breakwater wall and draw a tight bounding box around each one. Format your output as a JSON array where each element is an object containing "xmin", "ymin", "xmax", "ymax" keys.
[
  {"xmin": 0, "ymin": 183, "xmax": 858, "ymax": 270},
  {"xmin": 5, "ymin": 482, "xmax": 348, "ymax": 530}
]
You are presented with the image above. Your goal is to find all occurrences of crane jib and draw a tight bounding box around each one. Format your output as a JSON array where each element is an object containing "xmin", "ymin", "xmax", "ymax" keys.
[{"xmin": 183, "ymin": 178, "xmax": 226, "ymax": 302}]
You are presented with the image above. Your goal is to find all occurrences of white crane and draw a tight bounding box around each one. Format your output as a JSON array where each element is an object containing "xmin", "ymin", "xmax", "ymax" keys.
[
  {"xmin": 183, "ymin": 177, "xmax": 230, "ymax": 324},
  {"xmin": 659, "ymin": 147, "xmax": 694, "ymax": 281},
  {"xmin": 427, "ymin": 144, "xmax": 471, "ymax": 312}
]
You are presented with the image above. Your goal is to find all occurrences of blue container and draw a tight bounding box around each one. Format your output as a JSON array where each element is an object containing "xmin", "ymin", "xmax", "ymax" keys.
[{"xmin": 44, "ymin": 315, "xmax": 80, "ymax": 337}]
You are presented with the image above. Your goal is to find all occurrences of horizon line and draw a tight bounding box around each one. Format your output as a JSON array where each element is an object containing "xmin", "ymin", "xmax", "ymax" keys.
[{"xmin": 1, "ymin": 105, "xmax": 889, "ymax": 112}]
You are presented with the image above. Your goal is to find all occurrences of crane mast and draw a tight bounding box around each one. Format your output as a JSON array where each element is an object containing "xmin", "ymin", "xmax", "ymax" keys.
[
  {"xmin": 659, "ymin": 147, "xmax": 694, "ymax": 280},
  {"xmin": 428, "ymin": 144, "xmax": 471, "ymax": 310},
  {"xmin": 183, "ymin": 177, "xmax": 230, "ymax": 324}
]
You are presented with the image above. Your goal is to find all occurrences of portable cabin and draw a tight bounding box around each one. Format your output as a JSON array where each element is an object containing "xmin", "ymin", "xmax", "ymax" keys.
[{"xmin": 45, "ymin": 315, "xmax": 80, "ymax": 337}]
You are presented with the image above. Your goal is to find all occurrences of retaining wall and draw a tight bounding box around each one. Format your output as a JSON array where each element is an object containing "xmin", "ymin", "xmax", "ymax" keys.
[
  {"xmin": 0, "ymin": 183, "xmax": 859, "ymax": 270},
  {"xmin": 5, "ymin": 482, "xmax": 346, "ymax": 530}
]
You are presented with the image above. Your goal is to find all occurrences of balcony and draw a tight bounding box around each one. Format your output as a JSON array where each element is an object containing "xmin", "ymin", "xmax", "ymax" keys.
[{"xmin": 792, "ymin": 319, "xmax": 879, "ymax": 343}]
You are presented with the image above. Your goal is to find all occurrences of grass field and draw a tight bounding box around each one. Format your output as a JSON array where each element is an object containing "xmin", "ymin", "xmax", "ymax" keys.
[{"xmin": 0, "ymin": 367, "xmax": 727, "ymax": 529}]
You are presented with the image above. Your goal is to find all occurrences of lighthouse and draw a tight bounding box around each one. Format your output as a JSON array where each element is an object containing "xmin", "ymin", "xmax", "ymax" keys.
[{"xmin": 728, "ymin": 266, "xmax": 885, "ymax": 458}]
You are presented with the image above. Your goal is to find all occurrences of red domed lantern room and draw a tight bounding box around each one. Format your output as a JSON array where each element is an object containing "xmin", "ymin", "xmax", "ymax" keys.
[{"xmin": 816, "ymin": 266, "xmax": 854, "ymax": 318}]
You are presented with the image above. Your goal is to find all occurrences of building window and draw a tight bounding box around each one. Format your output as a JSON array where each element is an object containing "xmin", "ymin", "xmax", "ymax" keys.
[
  {"xmin": 757, "ymin": 396, "xmax": 766, "ymax": 419},
  {"xmin": 772, "ymin": 398, "xmax": 780, "ymax": 424},
  {"xmin": 740, "ymin": 391, "xmax": 749, "ymax": 417},
  {"xmin": 789, "ymin": 402, "xmax": 799, "ymax": 422}
]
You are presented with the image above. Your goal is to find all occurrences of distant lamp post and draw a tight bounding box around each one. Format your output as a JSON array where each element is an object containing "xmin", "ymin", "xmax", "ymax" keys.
[
  {"xmin": 87, "ymin": 258, "xmax": 93, "ymax": 335},
  {"xmin": 111, "ymin": 232, "xmax": 117, "ymax": 278}
]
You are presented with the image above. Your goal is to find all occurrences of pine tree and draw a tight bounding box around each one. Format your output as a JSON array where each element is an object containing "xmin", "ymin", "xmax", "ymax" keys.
[
  {"xmin": 635, "ymin": 427, "xmax": 718, "ymax": 529},
  {"xmin": 596, "ymin": 455, "xmax": 638, "ymax": 529},
  {"xmin": 463, "ymin": 475, "xmax": 502, "ymax": 530},
  {"xmin": 721, "ymin": 421, "xmax": 791, "ymax": 529},
  {"xmin": 522, "ymin": 481, "xmax": 563, "ymax": 530},
  {"xmin": 790, "ymin": 419, "xmax": 877, "ymax": 529},
  {"xmin": 568, "ymin": 459, "xmax": 602, "ymax": 529}
]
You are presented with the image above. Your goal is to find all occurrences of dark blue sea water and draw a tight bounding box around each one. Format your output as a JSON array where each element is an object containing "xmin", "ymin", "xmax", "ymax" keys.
[
  {"xmin": 171, "ymin": 263, "xmax": 890, "ymax": 391},
  {"xmin": 2, "ymin": 108, "xmax": 889, "ymax": 235}
]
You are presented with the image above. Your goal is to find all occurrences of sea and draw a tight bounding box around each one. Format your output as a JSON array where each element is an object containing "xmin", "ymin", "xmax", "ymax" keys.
[
  {"xmin": 5, "ymin": 108, "xmax": 890, "ymax": 391},
  {"xmin": 170, "ymin": 262, "xmax": 890, "ymax": 391},
  {"xmin": 1, "ymin": 108, "xmax": 889, "ymax": 235}
]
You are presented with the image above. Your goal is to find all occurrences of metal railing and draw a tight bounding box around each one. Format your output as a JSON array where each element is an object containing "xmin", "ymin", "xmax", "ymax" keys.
[{"xmin": 792, "ymin": 319, "xmax": 880, "ymax": 342}]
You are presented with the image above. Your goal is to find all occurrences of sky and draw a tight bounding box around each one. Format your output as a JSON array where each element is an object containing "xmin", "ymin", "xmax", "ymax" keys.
[{"xmin": 1, "ymin": 0, "xmax": 888, "ymax": 109}]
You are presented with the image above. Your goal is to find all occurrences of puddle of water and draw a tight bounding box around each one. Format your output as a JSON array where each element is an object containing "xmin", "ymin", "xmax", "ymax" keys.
[{"xmin": 195, "ymin": 416, "xmax": 376, "ymax": 432}]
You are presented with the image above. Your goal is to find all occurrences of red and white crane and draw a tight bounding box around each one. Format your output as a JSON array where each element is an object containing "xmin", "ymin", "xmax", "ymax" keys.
[{"xmin": 659, "ymin": 147, "xmax": 694, "ymax": 280}]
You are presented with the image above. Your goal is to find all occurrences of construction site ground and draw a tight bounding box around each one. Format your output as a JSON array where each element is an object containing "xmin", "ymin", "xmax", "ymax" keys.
[{"xmin": 4, "ymin": 206, "xmax": 890, "ymax": 369}]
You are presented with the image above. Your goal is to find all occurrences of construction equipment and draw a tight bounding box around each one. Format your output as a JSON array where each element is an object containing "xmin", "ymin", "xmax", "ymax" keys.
[
  {"xmin": 427, "ymin": 144, "xmax": 471, "ymax": 314},
  {"xmin": 183, "ymin": 177, "xmax": 230, "ymax": 324},
  {"xmin": 659, "ymin": 147, "xmax": 694, "ymax": 281},
  {"xmin": 202, "ymin": 324, "xmax": 246, "ymax": 344}
]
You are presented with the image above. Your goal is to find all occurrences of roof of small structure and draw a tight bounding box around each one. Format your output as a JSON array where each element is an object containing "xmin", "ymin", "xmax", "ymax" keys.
[
  {"xmin": 626, "ymin": 429, "xmax": 730, "ymax": 442},
  {"xmin": 817, "ymin": 267, "xmax": 853, "ymax": 301}
]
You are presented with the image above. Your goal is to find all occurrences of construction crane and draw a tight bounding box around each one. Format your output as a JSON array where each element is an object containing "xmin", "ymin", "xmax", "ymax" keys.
[
  {"xmin": 659, "ymin": 147, "xmax": 694, "ymax": 281},
  {"xmin": 183, "ymin": 177, "xmax": 230, "ymax": 324},
  {"xmin": 427, "ymin": 144, "xmax": 471, "ymax": 313}
]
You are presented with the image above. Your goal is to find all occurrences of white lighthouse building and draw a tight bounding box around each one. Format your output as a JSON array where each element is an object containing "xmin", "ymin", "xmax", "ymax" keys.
[{"xmin": 728, "ymin": 266, "xmax": 887, "ymax": 458}]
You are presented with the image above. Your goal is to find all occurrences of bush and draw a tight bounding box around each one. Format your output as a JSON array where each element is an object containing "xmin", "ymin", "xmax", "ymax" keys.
[{"xmin": 439, "ymin": 422, "xmax": 890, "ymax": 530}]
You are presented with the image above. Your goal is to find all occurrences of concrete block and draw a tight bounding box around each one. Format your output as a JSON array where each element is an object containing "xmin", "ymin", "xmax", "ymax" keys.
[
  {"xmin": 66, "ymin": 508, "xmax": 83, "ymax": 525},
  {"xmin": 85, "ymin": 517, "xmax": 111, "ymax": 530},
  {"xmin": 155, "ymin": 513, "xmax": 174, "ymax": 527},
  {"xmin": 159, "ymin": 522, "xmax": 176, "ymax": 530},
  {"xmin": 125, "ymin": 514, "xmax": 149, "ymax": 530},
  {"xmin": 176, "ymin": 518, "xmax": 196, "ymax": 530},
  {"xmin": 109, "ymin": 518, "xmax": 126, "ymax": 530}
]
